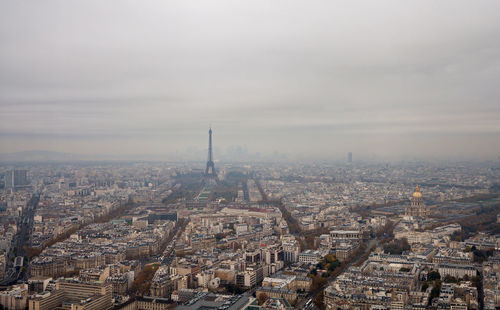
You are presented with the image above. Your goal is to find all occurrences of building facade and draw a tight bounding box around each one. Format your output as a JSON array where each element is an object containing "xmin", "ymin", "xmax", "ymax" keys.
[{"xmin": 405, "ymin": 185, "xmax": 430, "ymax": 218}]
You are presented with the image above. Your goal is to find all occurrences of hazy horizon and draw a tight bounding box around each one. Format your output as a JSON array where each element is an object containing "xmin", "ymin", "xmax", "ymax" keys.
[{"xmin": 1, "ymin": 1, "xmax": 500, "ymax": 161}]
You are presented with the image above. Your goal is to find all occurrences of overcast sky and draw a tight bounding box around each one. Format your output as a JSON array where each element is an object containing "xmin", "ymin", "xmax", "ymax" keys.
[{"xmin": 1, "ymin": 1, "xmax": 500, "ymax": 161}]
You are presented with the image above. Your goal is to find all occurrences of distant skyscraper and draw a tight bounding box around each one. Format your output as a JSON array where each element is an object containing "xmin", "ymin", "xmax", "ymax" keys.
[
  {"xmin": 5, "ymin": 169, "xmax": 29, "ymax": 189},
  {"xmin": 205, "ymin": 128, "xmax": 217, "ymax": 181},
  {"xmin": 348, "ymin": 152, "xmax": 352, "ymax": 163}
]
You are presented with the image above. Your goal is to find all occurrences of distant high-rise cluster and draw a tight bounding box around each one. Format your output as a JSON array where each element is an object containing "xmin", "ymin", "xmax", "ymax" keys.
[
  {"xmin": 5, "ymin": 169, "xmax": 29, "ymax": 189},
  {"xmin": 348, "ymin": 152, "xmax": 353, "ymax": 163}
]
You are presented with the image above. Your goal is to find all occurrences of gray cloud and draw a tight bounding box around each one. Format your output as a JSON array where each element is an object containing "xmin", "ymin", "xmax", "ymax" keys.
[{"xmin": 1, "ymin": 1, "xmax": 500, "ymax": 160}]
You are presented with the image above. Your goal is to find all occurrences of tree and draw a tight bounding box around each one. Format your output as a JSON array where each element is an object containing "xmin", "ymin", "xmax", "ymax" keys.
[
  {"xmin": 383, "ymin": 238, "xmax": 410, "ymax": 255},
  {"xmin": 314, "ymin": 290, "xmax": 326, "ymax": 310},
  {"xmin": 130, "ymin": 263, "xmax": 159, "ymax": 295},
  {"xmin": 471, "ymin": 276, "xmax": 481, "ymax": 288},
  {"xmin": 311, "ymin": 274, "xmax": 327, "ymax": 291},
  {"xmin": 430, "ymin": 283, "xmax": 441, "ymax": 300},
  {"xmin": 472, "ymin": 248, "xmax": 493, "ymax": 263},
  {"xmin": 28, "ymin": 247, "xmax": 42, "ymax": 259},
  {"xmin": 443, "ymin": 275, "xmax": 457, "ymax": 283},
  {"xmin": 428, "ymin": 271, "xmax": 441, "ymax": 281},
  {"xmin": 421, "ymin": 282, "xmax": 429, "ymax": 292},
  {"xmin": 314, "ymin": 254, "xmax": 340, "ymax": 277}
]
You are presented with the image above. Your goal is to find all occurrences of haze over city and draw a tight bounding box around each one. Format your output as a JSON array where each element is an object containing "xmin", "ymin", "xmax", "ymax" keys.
[{"xmin": 1, "ymin": 1, "xmax": 500, "ymax": 161}]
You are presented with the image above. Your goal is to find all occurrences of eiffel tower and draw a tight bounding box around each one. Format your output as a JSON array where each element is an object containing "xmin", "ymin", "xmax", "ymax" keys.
[{"xmin": 205, "ymin": 128, "xmax": 217, "ymax": 181}]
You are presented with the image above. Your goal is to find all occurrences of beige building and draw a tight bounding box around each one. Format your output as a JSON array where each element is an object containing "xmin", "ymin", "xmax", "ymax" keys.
[
  {"xmin": 438, "ymin": 264, "xmax": 477, "ymax": 279},
  {"xmin": 256, "ymin": 287, "xmax": 297, "ymax": 304},
  {"xmin": 79, "ymin": 266, "xmax": 110, "ymax": 282},
  {"xmin": 28, "ymin": 279, "xmax": 113, "ymax": 310},
  {"xmin": 31, "ymin": 257, "xmax": 66, "ymax": 277},
  {"xmin": 0, "ymin": 284, "xmax": 28, "ymax": 310},
  {"xmin": 118, "ymin": 297, "xmax": 172, "ymax": 310}
]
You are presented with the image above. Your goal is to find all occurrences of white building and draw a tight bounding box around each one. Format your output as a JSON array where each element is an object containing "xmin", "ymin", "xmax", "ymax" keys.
[{"xmin": 299, "ymin": 250, "xmax": 320, "ymax": 264}]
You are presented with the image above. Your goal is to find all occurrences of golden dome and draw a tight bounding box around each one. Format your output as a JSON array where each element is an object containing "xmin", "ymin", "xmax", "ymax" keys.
[{"xmin": 412, "ymin": 185, "xmax": 422, "ymax": 198}]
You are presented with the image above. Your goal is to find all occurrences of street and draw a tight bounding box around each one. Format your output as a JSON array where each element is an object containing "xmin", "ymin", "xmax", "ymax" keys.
[{"xmin": 0, "ymin": 193, "xmax": 38, "ymax": 285}]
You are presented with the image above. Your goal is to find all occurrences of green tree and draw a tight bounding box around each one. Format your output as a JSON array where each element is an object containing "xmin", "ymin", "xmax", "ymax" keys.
[
  {"xmin": 443, "ymin": 275, "xmax": 457, "ymax": 283},
  {"xmin": 421, "ymin": 282, "xmax": 429, "ymax": 292},
  {"xmin": 428, "ymin": 271, "xmax": 441, "ymax": 281},
  {"xmin": 429, "ymin": 281, "xmax": 441, "ymax": 301}
]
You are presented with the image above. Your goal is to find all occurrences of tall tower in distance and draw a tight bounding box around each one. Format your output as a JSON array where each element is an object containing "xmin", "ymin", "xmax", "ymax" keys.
[
  {"xmin": 348, "ymin": 152, "xmax": 353, "ymax": 163},
  {"xmin": 205, "ymin": 128, "xmax": 217, "ymax": 180},
  {"xmin": 5, "ymin": 169, "xmax": 29, "ymax": 190}
]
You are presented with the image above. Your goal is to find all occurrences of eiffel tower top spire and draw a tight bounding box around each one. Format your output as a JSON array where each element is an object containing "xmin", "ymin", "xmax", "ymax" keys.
[{"xmin": 208, "ymin": 127, "xmax": 213, "ymax": 162}]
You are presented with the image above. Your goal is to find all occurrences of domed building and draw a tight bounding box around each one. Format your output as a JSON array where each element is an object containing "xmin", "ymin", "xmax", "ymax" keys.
[{"xmin": 405, "ymin": 185, "xmax": 430, "ymax": 218}]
